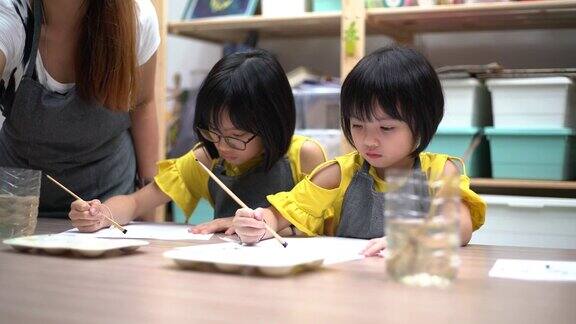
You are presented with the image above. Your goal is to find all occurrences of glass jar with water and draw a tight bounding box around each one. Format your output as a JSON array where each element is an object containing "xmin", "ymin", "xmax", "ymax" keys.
[
  {"xmin": 384, "ymin": 170, "xmax": 461, "ymax": 288},
  {"xmin": 0, "ymin": 167, "xmax": 41, "ymax": 239}
]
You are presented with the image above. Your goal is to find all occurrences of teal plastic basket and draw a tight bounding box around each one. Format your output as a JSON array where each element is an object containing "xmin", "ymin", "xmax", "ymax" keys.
[
  {"xmin": 312, "ymin": 0, "xmax": 341, "ymax": 12},
  {"xmin": 426, "ymin": 127, "xmax": 491, "ymax": 178},
  {"xmin": 172, "ymin": 199, "xmax": 214, "ymax": 225},
  {"xmin": 485, "ymin": 127, "xmax": 576, "ymax": 180}
]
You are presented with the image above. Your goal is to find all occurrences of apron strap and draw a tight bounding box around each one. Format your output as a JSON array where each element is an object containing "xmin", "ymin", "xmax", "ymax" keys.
[
  {"xmin": 360, "ymin": 160, "xmax": 371, "ymax": 173},
  {"xmin": 24, "ymin": 0, "xmax": 43, "ymax": 78}
]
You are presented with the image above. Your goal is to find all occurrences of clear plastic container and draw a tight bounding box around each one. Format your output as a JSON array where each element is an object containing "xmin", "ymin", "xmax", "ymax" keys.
[
  {"xmin": 293, "ymin": 85, "xmax": 341, "ymax": 129},
  {"xmin": 384, "ymin": 170, "xmax": 461, "ymax": 288},
  {"xmin": 0, "ymin": 167, "xmax": 42, "ymax": 239}
]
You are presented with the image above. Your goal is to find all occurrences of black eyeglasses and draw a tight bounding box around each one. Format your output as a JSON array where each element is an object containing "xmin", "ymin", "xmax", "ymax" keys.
[{"xmin": 197, "ymin": 128, "xmax": 257, "ymax": 151}]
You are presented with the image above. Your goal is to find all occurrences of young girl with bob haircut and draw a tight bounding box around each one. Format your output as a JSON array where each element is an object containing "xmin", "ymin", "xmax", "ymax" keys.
[
  {"xmin": 69, "ymin": 49, "xmax": 326, "ymax": 234},
  {"xmin": 233, "ymin": 46, "xmax": 486, "ymax": 256}
]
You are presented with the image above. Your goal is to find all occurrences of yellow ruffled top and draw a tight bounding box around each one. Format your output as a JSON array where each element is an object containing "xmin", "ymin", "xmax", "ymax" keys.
[
  {"xmin": 267, "ymin": 151, "xmax": 486, "ymax": 236},
  {"xmin": 154, "ymin": 135, "xmax": 326, "ymax": 221}
]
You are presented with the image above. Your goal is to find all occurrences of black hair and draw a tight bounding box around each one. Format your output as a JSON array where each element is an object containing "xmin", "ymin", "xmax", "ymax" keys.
[
  {"xmin": 193, "ymin": 49, "xmax": 295, "ymax": 170},
  {"xmin": 340, "ymin": 45, "xmax": 444, "ymax": 157}
]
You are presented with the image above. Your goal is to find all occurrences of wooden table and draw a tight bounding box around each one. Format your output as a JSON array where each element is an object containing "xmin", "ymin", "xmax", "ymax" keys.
[{"xmin": 1, "ymin": 219, "xmax": 575, "ymax": 324}]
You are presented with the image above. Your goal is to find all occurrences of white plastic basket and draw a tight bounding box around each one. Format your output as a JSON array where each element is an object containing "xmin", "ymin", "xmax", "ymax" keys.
[
  {"xmin": 471, "ymin": 195, "xmax": 576, "ymax": 249},
  {"xmin": 440, "ymin": 78, "xmax": 492, "ymax": 127},
  {"xmin": 486, "ymin": 77, "xmax": 575, "ymax": 128}
]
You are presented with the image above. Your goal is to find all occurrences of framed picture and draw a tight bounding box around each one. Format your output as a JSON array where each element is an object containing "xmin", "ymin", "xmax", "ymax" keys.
[{"xmin": 182, "ymin": 0, "xmax": 259, "ymax": 19}]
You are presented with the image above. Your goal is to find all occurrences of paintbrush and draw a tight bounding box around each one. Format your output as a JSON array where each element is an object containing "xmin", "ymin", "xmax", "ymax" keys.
[
  {"xmin": 46, "ymin": 175, "xmax": 127, "ymax": 234},
  {"xmin": 194, "ymin": 158, "xmax": 288, "ymax": 248}
]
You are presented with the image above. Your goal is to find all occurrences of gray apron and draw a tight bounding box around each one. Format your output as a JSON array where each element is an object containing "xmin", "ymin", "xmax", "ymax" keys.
[
  {"xmin": 337, "ymin": 159, "xmax": 428, "ymax": 239},
  {"xmin": 0, "ymin": 0, "xmax": 136, "ymax": 217},
  {"xmin": 208, "ymin": 156, "xmax": 294, "ymax": 218}
]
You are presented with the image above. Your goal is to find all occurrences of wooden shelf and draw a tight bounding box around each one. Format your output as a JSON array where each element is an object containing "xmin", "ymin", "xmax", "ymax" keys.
[
  {"xmin": 367, "ymin": 0, "xmax": 576, "ymax": 35},
  {"xmin": 471, "ymin": 178, "xmax": 576, "ymax": 197},
  {"xmin": 472, "ymin": 178, "xmax": 576, "ymax": 190},
  {"xmin": 168, "ymin": 1, "xmax": 576, "ymax": 43},
  {"xmin": 168, "ymin": 12, "xmax": 341, "ymax": 43}
]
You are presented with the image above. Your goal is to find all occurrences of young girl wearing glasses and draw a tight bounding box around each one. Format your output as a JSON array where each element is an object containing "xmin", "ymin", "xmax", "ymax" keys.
[{"xmin": 68, "ymin": 50, "xmax": 327, "ymax": 234}]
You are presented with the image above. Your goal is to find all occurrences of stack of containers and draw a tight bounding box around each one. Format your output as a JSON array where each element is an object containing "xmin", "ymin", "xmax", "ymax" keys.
[
  {"xmin": 485, "ymin": 77, "xmax": 575, "ymax": 180},
  {"xmin": 293, "ymin": 84, "xmax": 342, "ymax": 159},
  {"xmin": 426, "ymin": 78, "xmax": 493, "ymax": 178}
]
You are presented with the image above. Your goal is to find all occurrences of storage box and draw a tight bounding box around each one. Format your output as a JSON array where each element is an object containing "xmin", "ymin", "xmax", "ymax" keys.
[
  {"xmin": 312, "ymin": 0, "xmax": 341, "ymax": 11},
  {"xmin": 262, "ymin": 0, "xmax": 309, "ymax": 16},
  {"xmin": 471, "ymin": 195, "xmax": 576, "ymax": 249},
  {"xmin": 172, "ymin": 200, "xmax": 214, "ymax": 225},
  {"xmin": 440, "ymin": 78, "xmax": 492, "ymax": 127},
  {"xmin": 426, "ymin": 127, "xmax": 491, "ymax": 178},
  {"xmin": 485, "ymin": 127, "xmax": 576, "ymax": 180},
  {"xmin": 486, "ymin": 77, "xmax": 576, "ymax": 128},
  {"xmin": 293, "ymin": 85, "xmax": 341, "ymax": 129},
  {"xmin": 296, "ymin": 129, "xmax": 342, "ymax": 159}
]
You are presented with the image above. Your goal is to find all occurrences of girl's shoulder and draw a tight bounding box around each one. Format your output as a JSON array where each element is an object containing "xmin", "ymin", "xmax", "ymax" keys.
[
  {"xmin": 288, "ymin": 134, "xmax": 322, "ymax": 152},
  {"xmin": 419, "ymin": 151, "xmax": 466, "ymax": 178},
  {"xmin": 307, "ymin": 151, "xmax": 363, "ymax": 190},
  {"xmin": 288, "ymin": 134, "xmax": 327, "ymax": 175},
  {"xmin": 191, "ymin": 143, "xmax": 215, "ymax": 169}
]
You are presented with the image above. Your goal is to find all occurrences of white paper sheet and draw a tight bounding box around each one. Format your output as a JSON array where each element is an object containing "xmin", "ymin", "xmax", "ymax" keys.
[
  {"xmin": 61, "ymin": 222, "xmax": 213, "ymax": 241},
  {"xmin": 489, "ymin": 259, "xmax": 576, "ymax": 282},
  {"xmin": 176, "ymin": 236, "xmax": 368, "ymax": 265},
  {"xmin": 257, "ymin": 236, "xmax": 368, "ymax": 265}
]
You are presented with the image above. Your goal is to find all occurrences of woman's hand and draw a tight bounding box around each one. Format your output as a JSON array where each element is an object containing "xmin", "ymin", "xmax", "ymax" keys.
[
  {"xmin": 232, "ymin": 208, "xmax": 269, "ymax": 245},
  {"xmin": 68, "ymin": 199, "xmax": 110, "ymax": 232},
  {"xmin": 361, "ymin": 237, "xmax": 387, "ymax": 257},
  {"xmin": 188, "ymin": 217, "xmax": 236, "ymax": 235}
]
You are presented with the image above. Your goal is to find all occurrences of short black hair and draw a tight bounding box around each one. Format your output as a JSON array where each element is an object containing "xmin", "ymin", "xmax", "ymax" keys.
[
  {"xmin": 340, "ymin": 46, "xmax": 444, "ymax": 157},
  {"xmin": 193, "ymin": 49, "xmax": 295, "ymax": 170}
]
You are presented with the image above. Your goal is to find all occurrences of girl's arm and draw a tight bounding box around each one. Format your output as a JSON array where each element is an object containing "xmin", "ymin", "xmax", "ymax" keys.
[
  {"xmin": 69, "ymin": 182, "xmax": 171, "ymax": 232},
  {"xmin": 130, "ymin": 53, "xmax": 159, "ymax": 216},
  {"xmin": 234, "ymin": 162, "xmax": 342, "ymax": 244}
]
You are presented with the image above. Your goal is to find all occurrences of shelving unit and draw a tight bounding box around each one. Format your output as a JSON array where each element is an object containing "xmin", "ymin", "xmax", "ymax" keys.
[
  {"xmin": 168, "ymin": 1, "xmax": 576, "ymax": 42},
  {"xmin": 166, "ymin": 0, "xmax": 576, "ymax": 197}
]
